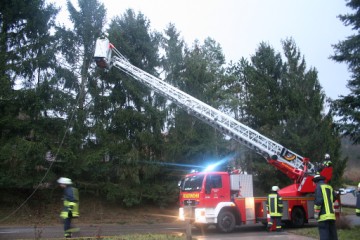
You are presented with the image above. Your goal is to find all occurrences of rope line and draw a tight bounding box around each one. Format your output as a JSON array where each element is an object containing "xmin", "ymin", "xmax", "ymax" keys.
[{"xmin": 0, "ymin": 64, "xmax": 83, "ymax": 223}]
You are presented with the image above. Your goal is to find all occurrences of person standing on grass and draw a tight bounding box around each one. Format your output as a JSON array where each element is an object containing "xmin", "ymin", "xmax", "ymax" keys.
[
  {"xmin": 57, "ymin": 177, "xmax": 79, "ymax": 238},
  {"xmin": 313, "ymin": 174, "xmax": 338, "ymax": 240}
]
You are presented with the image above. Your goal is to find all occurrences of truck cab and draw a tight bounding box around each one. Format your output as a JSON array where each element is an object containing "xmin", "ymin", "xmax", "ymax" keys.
[
  {"xmin": 179, "ymin": 172, "xmax": 231, "ymax": 208},
  {"xmin": 179, "ymin": 171, "xmax": 254, "ymax": 232}
]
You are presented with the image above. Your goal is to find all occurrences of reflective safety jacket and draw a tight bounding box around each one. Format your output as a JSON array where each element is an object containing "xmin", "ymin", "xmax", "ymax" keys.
[
  {"xmin": 267, "ymin": 192, "xmax": 283, "ymax": 217},
  {"xmin": 60, "ymin": 186, "xmax": 79, "ymax": 219},
  {"xmin": 314, "ymin": 180, "xmax": 336, "ymax": 221}
]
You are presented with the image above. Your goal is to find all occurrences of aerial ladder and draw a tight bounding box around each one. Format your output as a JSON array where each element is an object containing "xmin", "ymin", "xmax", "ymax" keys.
[{"xmin": 93, "ymin": 38, "xmax": 331, "ymax": 197}]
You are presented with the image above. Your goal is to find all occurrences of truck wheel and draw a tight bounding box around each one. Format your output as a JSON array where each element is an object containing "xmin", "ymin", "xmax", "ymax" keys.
[
  {"xmin": 216, "ymin": 210, "xmax": 236, "ymax": 233},
  {"xmin": 291, "ymin": 207, "xmax": 305, "ymax": 227}
]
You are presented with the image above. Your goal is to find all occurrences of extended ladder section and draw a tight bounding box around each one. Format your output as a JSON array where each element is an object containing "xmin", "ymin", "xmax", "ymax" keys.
[{"xmin": 94, "ymin": 38, "xmax": 316, "ymax": 181}]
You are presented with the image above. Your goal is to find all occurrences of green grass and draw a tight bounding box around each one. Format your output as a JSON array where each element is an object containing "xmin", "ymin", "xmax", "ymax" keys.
[
  {"xmin": 341, "ymin": 206, "xmax": 355, "ymax": 215},
  {"xmin": 68, "ymin": 234, "xmax": 187, "ymax": 240},
  {"xmin": 288, "ymin": 225, "xmax": 360, "ymax": 240},
  {"xmin": 283, "ymin": 211, "xmax": 359, "ymax": 239},
  {"xmin": 338, "ymin": 227, "xmax": 360, "ymax": 239}
]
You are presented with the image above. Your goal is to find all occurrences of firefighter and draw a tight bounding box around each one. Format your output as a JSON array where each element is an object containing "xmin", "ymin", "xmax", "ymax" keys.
[
  {"xmin": 323, "ymin": 153, "xmax": 332, "ymax": 167},
  {"xmin": 317, "ymin": 153, "xmax": 332, "ymax": 173},
  {"xmin": 313, "ymin": 174, "xmax": 338, "ymax": 240},
  {"xmin": 266, "ymin": 186, "xmax": 283, "ymax": 232},
  {"xmin": 57, "ymin": 177, "xmax": 79, "ymax": 238},
  {"xmin": 355, "ymin": 182, "xmax": 360, "ymax": 216}
]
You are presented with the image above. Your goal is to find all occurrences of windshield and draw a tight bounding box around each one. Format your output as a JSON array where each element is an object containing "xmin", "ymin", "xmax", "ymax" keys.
[{"xmin": 181, "ymin": 175, "xmax": 204, "ymax": 192}]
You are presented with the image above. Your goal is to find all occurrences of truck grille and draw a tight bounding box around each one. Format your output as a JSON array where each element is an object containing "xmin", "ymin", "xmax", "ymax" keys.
[{"xmin": 183, "ymin": 200, "xmax": 196, "ymax": 206}]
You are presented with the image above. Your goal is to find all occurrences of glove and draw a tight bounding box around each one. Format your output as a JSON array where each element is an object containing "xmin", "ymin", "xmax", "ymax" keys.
[
  {"xmin": 68, "ymin": 210, "xmax": 73, "ymax": 218},
  {"xmin": 314, "ymin": 210, "xmax": 320, "ymax": 219}
]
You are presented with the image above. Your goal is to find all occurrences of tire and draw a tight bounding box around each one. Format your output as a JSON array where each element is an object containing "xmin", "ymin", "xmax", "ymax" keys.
[
  {"xmin": 291, "ymin": 207, "xmax": 305, "ymax": 227},
  {"xmin": 216, "ymin": 210, "xmax": 236, "ymax": 233}
]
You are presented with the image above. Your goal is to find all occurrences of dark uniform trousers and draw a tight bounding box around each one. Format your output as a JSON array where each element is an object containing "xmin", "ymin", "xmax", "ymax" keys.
[{"xmin": 318, "ymin": 220, "xmax": 338, "ymax": 240}]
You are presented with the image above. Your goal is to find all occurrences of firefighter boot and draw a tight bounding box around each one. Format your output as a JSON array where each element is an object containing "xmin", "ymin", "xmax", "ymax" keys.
[{"xmin": 267, "ymin": 222, "xmax": 273, "ymax": 232}]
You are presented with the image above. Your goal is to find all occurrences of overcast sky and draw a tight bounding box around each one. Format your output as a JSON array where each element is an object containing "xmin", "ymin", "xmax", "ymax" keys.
[{"xmin": 55, "ymin": 0, "xmax": 354, "ymax": 100}]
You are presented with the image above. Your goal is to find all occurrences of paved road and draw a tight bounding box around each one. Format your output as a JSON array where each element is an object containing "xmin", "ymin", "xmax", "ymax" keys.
[
  {"xmin": 0, "ymin": 222, "xmax": 316, "ymax": 240},
  {"xmin": 341, "ymin": 191, "xmax": 356, "ymax": 207},
  {"xmin": 346, "ymin": 214, "xmax": 360, "ymax": 226},
  {"xmin": 1, "ymin": 215, "xmax": 359, "ymax": 240}
]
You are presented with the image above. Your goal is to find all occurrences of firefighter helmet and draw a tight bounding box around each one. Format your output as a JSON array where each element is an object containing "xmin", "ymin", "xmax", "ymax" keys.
[
  {"xmin": 272, "ymin": 186, "xmax": 280, "ymax": 191},
  {"xmin": 57, "ymin": 177, "xmax": 72, "ymax": 185}
]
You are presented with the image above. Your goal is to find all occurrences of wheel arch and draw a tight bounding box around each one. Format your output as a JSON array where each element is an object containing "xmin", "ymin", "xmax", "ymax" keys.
[
  {"xmin": 218, "ymin": 206, "xmax": 241, "ymax": 225},
  {"xmin": 214, "ymin": 202, "xmax": 241, "ymax": 225}
]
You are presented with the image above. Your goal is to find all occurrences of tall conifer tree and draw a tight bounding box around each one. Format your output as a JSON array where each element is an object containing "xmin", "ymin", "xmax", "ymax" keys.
[
  {"xmin": 331, "ymin": 0, "xmax": 360, "ymax": 144},
  {"xmin": 0, "ymin": 0, "xmax": 59, "ymax": 188},
  {"xmin": 54, "ymin": 0, "xmax": 106, "ymax": 176}
]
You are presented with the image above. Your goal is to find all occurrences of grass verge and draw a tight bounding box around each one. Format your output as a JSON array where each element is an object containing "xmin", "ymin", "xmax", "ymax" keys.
[
  {"xmin": 288, "ymin": 226, "xmax": 360, "ymax": 240},
  {"xmin": 288, "ymin": 214, "xmax": 360, "ymax": 240},
  {"xmin": 58, "ymin": 233, "xmax": 187, "ymax": 240}
]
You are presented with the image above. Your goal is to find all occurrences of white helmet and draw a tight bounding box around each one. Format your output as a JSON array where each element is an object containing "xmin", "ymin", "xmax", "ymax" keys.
[
  {"xmin": 324, "ymin": 153, "xmax": 330, "ymax": 159},
  {"xmin": 312, "ymin": 174, "xmax": 325, "ymax": 183},
  {"xmin": 57, "ymin": 177, "xmax": 72, "ymax": 185},
  {"xmin": 272, "ymin": 186, "xmax": 280, "ymax": 191}
]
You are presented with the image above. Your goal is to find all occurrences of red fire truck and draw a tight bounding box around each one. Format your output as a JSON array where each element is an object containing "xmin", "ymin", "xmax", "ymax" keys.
[
  {"xmin": 94, "ymin": 38, "xmax": 341, "ymax": 233},
  {"xmin": 178, "ymin": 166, "xmax": 338, "ymax": 232}
]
